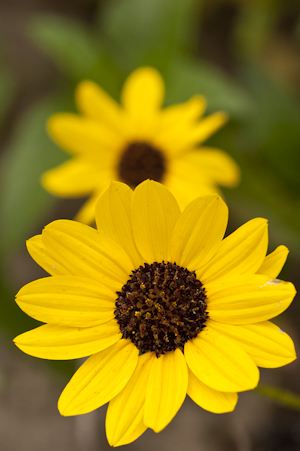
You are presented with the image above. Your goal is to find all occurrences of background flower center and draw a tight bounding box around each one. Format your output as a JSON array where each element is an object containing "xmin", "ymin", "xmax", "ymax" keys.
[
  {"xmin": 117, "ymin": 141, "xmax": 166, "ymax": 188},
  {"xmin": 115, "ymin": 261, "xmax": 208, "ymax": 357}
]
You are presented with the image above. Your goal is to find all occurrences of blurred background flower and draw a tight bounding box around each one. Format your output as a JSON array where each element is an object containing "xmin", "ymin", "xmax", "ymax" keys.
[{"xmin": 0, "ymin": 0, "xmax": 299, "ymax": 450}]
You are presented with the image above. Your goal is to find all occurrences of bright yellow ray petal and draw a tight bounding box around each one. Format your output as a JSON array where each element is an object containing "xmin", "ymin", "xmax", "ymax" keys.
[
  {"xmin": 257, "ymin": 245, "xmax": 289, "ymax": 278},
  {"xmin": 159, "ymin": 95, "xmax": 207, "ymax": 127},
  {"xmin": 58, "ymin": 339, "xmax": 139, "ymax": 416},
  {"xmin": 41, "ymin": 220, "xmax": 132, "ymax": 287},
  {"xmin": 185, "ymin": 326, "xmax": 259, "ymax": 392},
  {"xmin": 206, "ymin": 274, "xmax": 296, "ymax": 324},
  {"xmin": 178, "ymin": 147, "xmax": 240, "ymax": 186},
  {"xmin": 106, "ymin": 352, "xmax": 155, "ymax": 447},
  {"xmin": 131, "ymin": 180, "xmax": 181, "ymax": 263},
  {"xmin": 171, "ymin": 194, "xmax": 228, "ymax": 270},
  {"xmin": 164, "ymin": 166, "xmax": 216, "ymax": 210},
  {"xmin": 187, "ymin": 111, "xmax": 228, "ymax": 145},
  {"xmin": 144, "ymin": 348, "xmax": 188, "ymax": 433},
  {"xmin": 48, "ymin": 114, "xmax": 123, "ymax": 156},
  {"xmin": 42, "ymin": 158, "xmax": 101, "ymax": 196},
  {"xmin": 14, "ymin": 319, "xmax": 122, "ymax": 360},
  {"xmin": 27, "ymin": 235, "xmax": 70, "ymax": 276},
  {"xmin": 95, "ymin": 182, "xmax": 143, "ymax": 269},
  {"xmin": 121, "ymin": 67, "xmax": 164, "ymax": 119},
  {"xmin": 16, "ymin": 276, "xmax": 116, "ymax": 327},
  {"xmin": 75, "ymin": 80, "xmax": 124, "ymax": 132},
  {"xmin": 187, "ymin": 368, "xmax": 238, "ymax": 413},
  {"xmin": 208, "ymin": 319, "xmax": 296, "ymax": 368},
  {"xmin": 197, "ymin": 218, "xmax": 268, "ymax": 282}
]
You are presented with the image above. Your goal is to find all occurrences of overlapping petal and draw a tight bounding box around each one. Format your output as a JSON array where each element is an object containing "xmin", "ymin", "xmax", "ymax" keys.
[
  {"xmin": 184, "ymin": 326, "xmax": 259, "ymax": 392},
  {"xmin": 198, "ymin": 218, "xmax": 268, "ymax": 283},
  {"xmin": 206, "ymin": 274, "xmax": 296, "ymax": 324},
  {"xmin": 171, "ymin": 194, "xmax": 228, "ymax": 270},
  {"xmin": 41, "ymin": 220, "xmax": 132, "ymax": 287},
  {"xmin": 95, "ymin": 182, "xmax": 143, "ymax": 269},
  {"xmin": 208, "ymin": 319, "xmax": 296, "ymax": 368},
  {"xmin": 106, "ymin": 351, "xmax": 155, "ymax": 447},
  {"xmin": 187, "ymin": 368, "xmax": 238, "ymax": 413},
  {"xmin": 144, "ymin": 348, "xmax": 188, "ymax": 432},
  {"xmin": 16, "ymin": 276, "xmax": 116, "ymax": 327},
  {"xmin": 131, "ymin": 180, "xmax": 181, "ymax": 263},
  {"xmin": 14, "ymin": 319, "xmax": 121, "ymax": 360},
  {"xmin": 257, "ymin": 245, "xmax": 289, "ymax": 278},
  {"xmin": 58, "ymin": 339, "xmax": 139, "ymax": 416},
  {"xmin": 27, "ymin": 235, "xmax": 69, "ymax": 276}
]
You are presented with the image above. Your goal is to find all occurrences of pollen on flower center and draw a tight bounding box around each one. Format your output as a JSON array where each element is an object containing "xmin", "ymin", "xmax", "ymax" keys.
[
  {"xmin": 118, "ymin": 141, "xmax": 166, "ymax": 188},
  {"xmin": 115, "ymin": 261, "xmax": 208, "ymax": 357}
]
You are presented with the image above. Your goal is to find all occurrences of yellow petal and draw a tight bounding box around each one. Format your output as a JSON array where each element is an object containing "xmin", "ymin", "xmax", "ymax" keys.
[
  {"xmin": 41, "ymin": 220, "xmax": 132, "ymax": 288},
  {"xmin": 171, "ymin": 194, "xmax": 228, "ymax": 270},
  {"xmin": 14, "ymin": 319, "xmax": 121, "ymax": 360},
  {"xmin": 188, "ymin": 111, "xmax": 228, "ymax": 145},
  {"xmin": 48, "ymin": 113, "xmax": 122, "ymax": 157},
  {"xmin": 27, "ymin": 235, "xmax": 70, "ymax": 276},
  {"xmin": 144, "ymin": 349, "xmax": 188, "ymax": 433},
  {"xmin": 257, "ymin": 245, "xmax": 289, "ymax": 278},
  {"xmin": 58, "ymin": 339, "xmax": 139, "ymax": 416},
  {"xmin": 16, "ymin": 276, "xmax": 116, "ymax": 327},
  {"xmin": 179, "ymin": 147, "xmax": 240, "ymax": 186},
  {"xmin": 184, "ymin": 326, "xmax": 259, "ymax": 392},
  {"xmin": 95, "ymin": 182, "xmax": 143, "ymax": 269},
  {"xmin": 42, "ymin": 158, "xmax": 100, "ymax": 196},
  {"xmin": 198, "ymin": 218, "xmax": 268, "ymax": 283},
  {"xmin": 164, "ymin": 162, "xmax": 216, "ymax": 209},
  {"xmin": 187, "ymin": 368, "xmax": 238, "ymax": 413},
  {"xmin": 75, "ymin": 80, "xmax": 124, "ymax": 132},
  {"xmin": 106, "ymin": 352, "xmax": 155, "ymax": 447},
  {"xmin": 121, "ymin": 67, "xmax": 164, "ymax": 119},
  {"xmin": 206, "ymin": 274, "xmax": 296, "ymax": 324},
  {"xmin": 131, "ymin": 180, "xmax": 181, "ymax": 262},
  {"xmin": 159, "ymin": 95, "xmax": 206, "ymax": 128},
  {"xmin": 208, "ymin": 319, "xmax": 296, "ymax": 368}
]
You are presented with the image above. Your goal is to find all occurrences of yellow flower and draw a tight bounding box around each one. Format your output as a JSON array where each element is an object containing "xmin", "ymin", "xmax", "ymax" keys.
[
  {"xmin": 15, "ymin": 181, "xmax": 295, "ymax": 446},
  {"xmin": 43, "ymin": 67, "xmax": 240, "ymax": 224}
]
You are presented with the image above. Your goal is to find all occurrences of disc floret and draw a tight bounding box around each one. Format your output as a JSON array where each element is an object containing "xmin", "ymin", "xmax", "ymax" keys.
[{"xmin": 115, "ymin": 261, "xmax": 208, "ymax": 357}]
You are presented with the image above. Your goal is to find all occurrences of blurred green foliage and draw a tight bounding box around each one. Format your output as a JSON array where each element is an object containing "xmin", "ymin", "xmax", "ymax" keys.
[{"xmin": 0, "ymin": 0, "xmax": 299, "ymax": 371}]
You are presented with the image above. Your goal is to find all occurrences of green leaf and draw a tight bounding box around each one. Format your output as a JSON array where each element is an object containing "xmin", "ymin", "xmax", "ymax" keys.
[
  {"xmin": 235, "ymin": 0, "xmax": 278, "ymax": 60},
  {"xmin": 255, "ymin": 384, "xmax": 300, "ymax": 411},
  {"xmin": 240, "ymin": 65, "xmax": 300, "ymax": 192},
  {"xmin": 164, "ymin": 56, "xmax": 254, "ymax": 118},
  {"xmin": 101, "ymin": 0, "xmax": 199, "ymax": 72},
  {"xmin": 28, "ymin": 14, "xmax": 122, "ymax": 96},
  {"xmin": 0, "ymin": 93, "xmax": 72, "ymax": 257}
]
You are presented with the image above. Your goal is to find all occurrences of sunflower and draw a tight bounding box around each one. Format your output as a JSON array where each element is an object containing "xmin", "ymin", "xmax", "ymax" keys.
[
  {"xmin": 15, "ymin": 180, "xmax": 296, "ymax": 446},
  {"xmin": 42, "ymin": 67, "xmax": 240, "ymax": 224}
]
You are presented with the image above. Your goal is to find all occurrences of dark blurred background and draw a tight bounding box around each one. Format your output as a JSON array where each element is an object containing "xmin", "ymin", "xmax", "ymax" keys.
[{"xmin": 0, "ymin": 0, "xmax": 300, "ymax": 450}]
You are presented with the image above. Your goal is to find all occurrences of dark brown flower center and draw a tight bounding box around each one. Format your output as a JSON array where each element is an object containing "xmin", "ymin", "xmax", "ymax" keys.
[
  {"xmin": 117, "ymin": 141, "xmax": 166, "ymax": 188},
  {"xmin": 115, "ymin": 261, "xmax": 208, "ymax": 357}
]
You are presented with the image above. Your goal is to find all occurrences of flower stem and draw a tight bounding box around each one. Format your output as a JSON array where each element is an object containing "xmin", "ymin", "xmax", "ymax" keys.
[{"xmin": 254, "ymin": 384, "xmax": 300, "ymax": 410}]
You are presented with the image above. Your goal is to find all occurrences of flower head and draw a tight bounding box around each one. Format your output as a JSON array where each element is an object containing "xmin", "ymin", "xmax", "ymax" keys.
[
  {"xmin": 15, "ymin": 180, "xmax": 296, "ymax": 446},
  {"xmin": 43, "ymin": 67, "xmax": 240, "ymax": 224}
]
